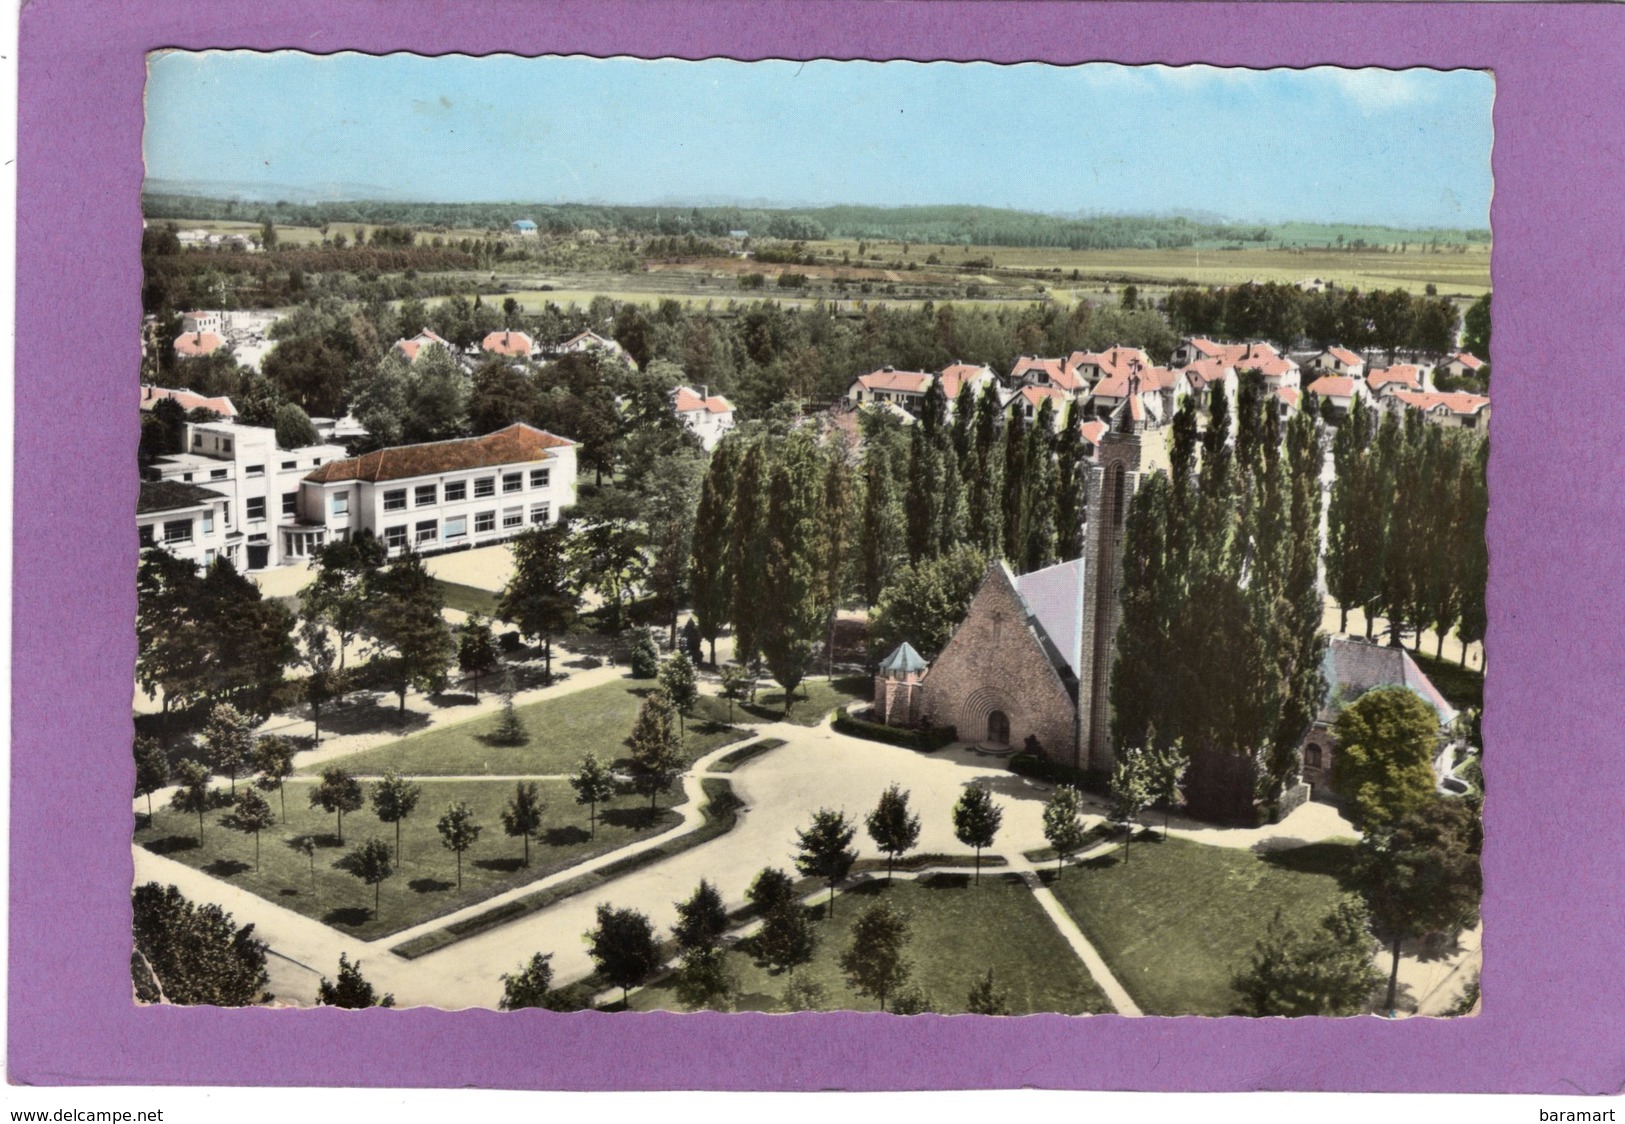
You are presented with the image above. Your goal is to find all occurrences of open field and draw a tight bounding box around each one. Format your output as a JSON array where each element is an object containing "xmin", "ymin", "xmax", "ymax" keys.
[
  {"xmin": 1044, "ymin": 836, "xmax": 1360, "ymax": 1016},
  {"xmin": 135, "ymin": 777, "xmax": 687, "ymax": 940},
  {"xmin": 629, "ymin": 872, "xmax": 1113, "ymax": 1014},
  {"xmin": 305, "ymin": 678, "xmax": 746, "ymax": 777},
  {"xmin": 739, "ymin": 675, "xmax": 872, "ymax": 726}
]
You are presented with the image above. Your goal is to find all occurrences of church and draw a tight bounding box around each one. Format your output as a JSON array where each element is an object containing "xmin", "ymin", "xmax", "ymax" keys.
[{"xmin": 871, "ymin": 391, "xmax": 1461, "ymax": 824}]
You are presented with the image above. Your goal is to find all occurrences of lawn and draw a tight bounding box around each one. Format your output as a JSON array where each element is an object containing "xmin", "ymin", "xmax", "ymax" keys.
[
  {"xmin": 1044, "ymin": 837, "xmax": 1360, "ymax": 1016},
  {"xmin": 306, "ymin": 678, "xmax": 747, "ymax": 777},
  {"xmin": 629, "ymin": 873, "xmax": 1112, "ymax": 1015},
  {"xmin": 135, "ymin": 777, "xmax": 688, "ymax": 940},
  {"xmin": 434, "ymin": 579, "xmax": 501, "ymax": 618},
  {"xmin": 1410, "ymin": 651, "xmax": 1485, "ymax": 713},
  {"xmin": 741, "ymin": 675, "xmax": 871, "ymax": 727}
]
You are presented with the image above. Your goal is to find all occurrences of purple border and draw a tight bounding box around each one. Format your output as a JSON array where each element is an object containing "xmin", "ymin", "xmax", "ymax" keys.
[{"xmin": 13, "ymin": 0, "xmax": 1625, "ymax": 1093}]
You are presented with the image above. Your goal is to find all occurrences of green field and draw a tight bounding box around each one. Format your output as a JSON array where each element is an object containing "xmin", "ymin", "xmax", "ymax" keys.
[
  {"xmin": 1044, "ymin": 837, "xmax": 1361, "ymax": 1016},
  {"xmin": 629, "ymin": 872, "xmax": 1113, "ymax": 1014},
  {"xmin": 306, "ymin": 678, "xmax": 746, "ymax": 777},
  {"xmin": 433, "ymin": 579, "xmax": 501, "ymax": 618},
  {"xmin": 136, "ymin": 777, "xmax": 686, "ymax": 940},
  {"xmin": 740, "ymin": 676, "xmax": 872, "ymax": 726}
]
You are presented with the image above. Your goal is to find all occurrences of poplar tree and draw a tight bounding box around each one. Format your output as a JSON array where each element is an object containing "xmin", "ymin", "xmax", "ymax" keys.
[
  {"xmin": 728, "ymin": 442, "xmax": 769, "ymax": 668},
  {"xmin": 759, "ymin": 434, "xmax": 827, "ymax": 712},
  {"xmin": 904, "ymin": 424, "xmax": 944, "ymax": 565},
  {"xmin": 968, "ymin": 383, "xmax": 1003, "ymax": 552},
  {"xmin": 689, "ymin": 440, "xmax": 738, "ymax": 665},
  {"xmin": 1000, "ymin": 415, "xmax": 1028, "ymax": 562},
  {"xmin": 1055, "ymin": 398, "xmax": 1088, "ymax": 562},
  {"xmin": 859, "ymin": 440, "xmax": 905, "ymax": 613},
  {"xmin": 1022, "ymin": 397, "xmax": 1059, "ymax": 572},
  {"xmin": 820, "ymin": 451, "xmax": 856, "ymax": 678}
]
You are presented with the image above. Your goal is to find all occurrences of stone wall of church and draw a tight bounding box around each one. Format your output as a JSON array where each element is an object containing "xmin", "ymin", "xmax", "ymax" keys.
[{"xmin": 918, "ymin": 564, "xmax": 1077, "ymax": 757}]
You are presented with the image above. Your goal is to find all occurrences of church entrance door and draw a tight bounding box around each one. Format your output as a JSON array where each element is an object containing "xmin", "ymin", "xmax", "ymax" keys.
[{"xmin": 987, "ymin": 710, "xmax": 1010, "ymax": 746}]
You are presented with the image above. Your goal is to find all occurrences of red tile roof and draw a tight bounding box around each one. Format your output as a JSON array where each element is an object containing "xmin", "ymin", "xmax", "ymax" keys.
[
  {"xmin": 1324, "ymin": 347, "xmax": 1364, "ymax": 367},
  {"xmin": 1449, "ymin": 351, "xmax": 1486, "ymax": 370},
  {"xmin": 1183, "ymin": 337, "xmax": 1228, "ymax": 360},
  {"xmin": 139, "ymin": 385, "xmax": 238, "ymax": 417},
  {"xmin": 672, "ymin": 386, "xmax": 734, "ymax": 414},
  {"xmin": 1014, "ymin": 385, "xmax": 1068, "ymax": 410},
  {"xmin": 393, "ymin": 329, "xmax": 453, "ymax": 362},
  {"xmin": 1067, "ymin": 347, "xmax": 1148, "ymax": 383},
  {"xmin": 1368, "ymin": 364, "xmax": 1425, "ymax": 391},
  {"xmin": 1093, "ymin": 363, "xmax": 1177, "ymax": 400},
  {"xmin": 939, "ymin": 364, "xmax": 994, "ymax": 401},
  {"xmin": 1387, "ymin": 390, "xmax": 1490, "ymax": 416},
  {"xmin": 1306, "ymin": 375, "xmax": 1361, "ymax": 398},
  {"xmin": 481, "ymin": 330, "xmax": 535, "ymax": 357},
  {"xmin": 1274, "ymin": 387, "xmax": 1302, "ymax": 409},
  {"xmin": 1079, "ymin": 418, "xmax": 1109, "ymax": 446},
  {"xmin": 853, "ymin": 369, "xmax": 934, "ymax": 395},
  {"xmin": 174, "ymin": 331, "xmax": 226, "ymax": 357},
  {"xmin": 1181, "ymin": 357, "xmax": 1233, "ymax": 391},
  {"xmin": 304, "ymin": 423, "xmax": 574, "ymax": 485},
  {"xmin": 1011, "ymin": 356, "xmax": 1066, "ymax": 384}
]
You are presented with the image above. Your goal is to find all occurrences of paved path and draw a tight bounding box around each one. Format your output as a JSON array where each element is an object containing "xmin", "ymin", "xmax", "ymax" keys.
[{"xmin": 1003, "ymin": 849, "xmax": 1142, "ymax": 1016}]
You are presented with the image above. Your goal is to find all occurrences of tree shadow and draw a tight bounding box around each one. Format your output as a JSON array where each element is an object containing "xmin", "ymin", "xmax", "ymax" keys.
[
  {"xmin": 974, "ymin": 772, "xmax": 1061, "ymax": 805},
  {"xmin": 474, "ymin": 856, "xmax": 526, "ymax": 874},
  {"xmin": 563, "ymin": 656, "xmax": 602, "ymax": 671},
  {"xmin": 278, "ymin": 888, "xmax": 301, "ymax": 897},
  {"xmin": 918, "ymin": 872, "xmax": 972, "ymax": 891},
  {"xmin": 1080, "ymin": 853, "xmax": 1122, "ymax": 871},
  {"xmin": 322, "ymin": 906, "xmax": 372, "ymax": 928},
  {"xmin": 601, "ymin": 806, "xmax": 660, "ymax": 829},
  {"xmin": 476, "ymin": 731, "xmax": 531, "ymax": 748},
  {"xmin": 143, "ymin": 835, "xmax": 201, "ymax": 856},
  {"xmin": 409, "ymin": 878, "xmax": 455, "ymax": 894},
  {"xmin": 544, "ymin": 825, "xmax": 591, "ymax": 846},
  {"xmin": 203, "ymin": 858, "xmax": 252, "ymax": 878},
  {"xmin": 318, "ymin": 697, "xmax": 432, "ymax": 739},
  {"xmin": 1258, "ymin": 842, "xmax": 1362, "ymax": 890},
  {"xmin": 429, "ymin": 692, "xmax": 479, "ymax": 708}
]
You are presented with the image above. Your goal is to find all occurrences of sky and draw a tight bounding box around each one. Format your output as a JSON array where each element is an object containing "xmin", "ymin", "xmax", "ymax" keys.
[{"xmin": 144, "ymin": 53, "xmax": 1493, "ymax": 228}]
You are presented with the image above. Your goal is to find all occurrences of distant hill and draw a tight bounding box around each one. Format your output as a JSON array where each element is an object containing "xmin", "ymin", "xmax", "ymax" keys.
[
  {"xmin": 144, "ymin": 177, "xmax": 423, "ymax": 205},
  {"xmin": 141, "ymin": 190, "xmax": 1489, "ymax": 250}
]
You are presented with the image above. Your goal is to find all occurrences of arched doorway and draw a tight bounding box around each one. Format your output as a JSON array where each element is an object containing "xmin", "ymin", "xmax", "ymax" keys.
[{"xmin": 986, "ymin": 710, "xmax": 1010, "ymax": 746}]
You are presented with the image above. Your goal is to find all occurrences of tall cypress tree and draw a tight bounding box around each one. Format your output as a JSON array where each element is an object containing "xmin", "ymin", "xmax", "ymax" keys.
[
  {"xmin": 904, "ymin": 424, "xmax": 944, "ymax": 565},
  {"xmin": 728, "ymin": 441, "xmax": 769, "ymax": 668},
  {"xmin": 968, "ymin": 385, "xmax": 1003, "ymax": 552},
  {"xmin": 1022, "ymin": 398, "xmax": 1059, "ymax": 573},
  {"xmin": 1454, "ymin": 437, "xmax": 1488, "ymax": 667},
  {"xmin": 859, "ymin": 441, "xmax": 904, "ymax": 613},
  {"xmin": 1000, "ymin": 413, "xmax": 1028, "ymax": 563},
  {"xmin": 689, "ymin": 440, "xmax": 738, "ymax": 665},
  {"xmin": 1055, "ymin": 398, "xmax": 1087, "ymax": 563},
  {"xmin": 759, "ymin": 434, "xmax": 826, "ymax": 712},
  {"xmin": 820, "ymin": 450, "xmax": 856, "ymax": 678}
]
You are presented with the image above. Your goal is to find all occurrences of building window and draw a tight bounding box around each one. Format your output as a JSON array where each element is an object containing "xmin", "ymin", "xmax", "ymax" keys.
[
  {"xmin": 311, "ymin": 458, "xmax": 323, "ymax": 467},
  {"xmin": 139, "ymin": 524, "xmax": 156, "ymax": 547},
  {"xmin": 1305, "ymin": 745, "xmax": 1323, "ymax": 771},
  {"xmin": 222, "ymin": 439, "xmax": 232, "ymax": 453},
  {"xmin": 384, "ymin": 525, "xmax": 408, "ymax": 550},
  {"xmin": 444, "ymin": 480, "xmax": 467, "ymax": 502},
  {"xmin": 201, "ymin": 510, "xmax": 214, "ymax": 535},
  {"xmin": 210, "ymin": 468, "xmax": 228, "ymax": 480},
  {"xmin": 282, "ymin": 492, "xmax": 298, "ymax": 516},
  {"xmin": 445, "ymin": 515, "xmax": 467, "ymax": 540},
  {"xmin": 383, "ymin": 489, "xmax": 407, "ymax": 512},
  {"xmin": 415, "ymin": 484, "xmax": 437, "ymax": 507},
  {"xmin": 192, "ymin": 434, "xmax": 202, "ymax": 448},
  {"xmin": 530, "ymin": 468, "xmax": 551, "ymax": 489},
  {"xmin": 502, "ymin": 507, "xmax": 523, "ymax": 529},
  {"xmin": 415, "ymin": 520, "xmax": 438, "ymax": 545},
  {"xmin": 246, "ymin": 497, "xmax": 266, "ymax": 521},
  {"xmin": 474, "ymin": 511, "xmax": 496, "ymax": 533},
  {"xmin": 182, "ymin": 473, "xmax": 194, "ymax": 482},
  {"xmin": 246, "ymin": 464, "xmax": 263, "ymax": 477},
  {"xmin": 502, "ymin": 472, "xmax": 523, "ymax": 494},
  {"xmin": 163, "ymin": 519, "xmax": 193, "ymax": 544},
  {"xmin": 530, "ymin": 503, "xmax": 550, "ymax": 525},
  {"xmin": 474, "ymin": 477, "xmax": 495, "ymax": 498},
  {"xmin": 281, "ymin": 460, "xmax": 296, "ymax": 470},
  {"xmin": 332, "ymin": 493, "xmax": 348, "ymax": 516}
]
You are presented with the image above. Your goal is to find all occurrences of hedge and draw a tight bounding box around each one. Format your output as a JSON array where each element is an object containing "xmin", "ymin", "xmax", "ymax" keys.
[
  {"xmin": 1008, "ymin": 752, "xmax": 1109, "ymax": 796},
  {"xmin": 832, "ymin": 707, "xmax": 956, "ymax": 751},
  {"xmin": 709, "ymin": 738, "xmax": 788, "ymax": 773},
  {"xmin": 392, "ymin": 777, "xmax": 744, "ymax": 960}
]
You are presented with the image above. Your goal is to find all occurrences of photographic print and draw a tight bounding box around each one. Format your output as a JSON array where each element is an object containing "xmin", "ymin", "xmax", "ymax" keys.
[{"xmin": 130, "ymin": 53, "xmax": 1490, "ymax": 1019}]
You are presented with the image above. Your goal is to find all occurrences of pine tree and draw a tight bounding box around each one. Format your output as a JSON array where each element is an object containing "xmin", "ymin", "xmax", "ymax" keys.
[
  {"xmin": 626, "ymin": 691, "xmax": 685, "ymax": 816},
  {"xmin": 491, "ymin": 668, "xmax": 528, "ymax": 745}
]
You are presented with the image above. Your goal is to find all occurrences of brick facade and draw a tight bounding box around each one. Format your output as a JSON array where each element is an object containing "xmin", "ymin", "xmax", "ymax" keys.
[{"xmin": 918, "ymin": 564, "xmax": 1077, "ymax": 755}]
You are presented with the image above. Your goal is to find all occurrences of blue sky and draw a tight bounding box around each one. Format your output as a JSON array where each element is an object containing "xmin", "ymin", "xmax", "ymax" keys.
[{"xmin": 145, "ymin": 53, "xmax": 1493, "ymax": 228}]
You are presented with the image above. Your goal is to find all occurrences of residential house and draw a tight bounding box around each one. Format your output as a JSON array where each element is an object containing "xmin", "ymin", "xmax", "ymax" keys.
[
  {"xmin": 1379, "ymin": 388, "xmax": 1492, "ymax": 430},
  {"xmin": 557, "ymin": 329, "xmax": 635, "ymax": 368},
  {"xmin": 301, "ymin": 423, "xmax": 579, "ymax": 560},
  {"xmin": 1438, "ymin": 352, "xmax": 1487, "ymax": 381},
  {"xmin": 1227, "ymin": 342, "xmax": 1301, "ymax": 391},
  {"xmin": 180, "ymin": 311, "xmax": 223, "ymax": 336},
  {"xmin": 1304, "ymin": 374, "xmax": 1371, "ymax": 422},
  {"xmin": 1064, "ymin": 346, "xmax": 1151, "ymax": 393},
  {"xmin": 480, "ymin": 329, "xmax": 537, "ymax": 359},
  {"xmin": 392, "ymin": 328, "xmax": 456, "ymax": 364},
  {"xmin": 1170, "ymin": 336, "xmax": 1231, "ymax": 367},
  {"xmin": 1272, "ymin": 386, "xmax": 1303, "ymax": 419},
  {"xmin": 1007, "ymin": 384, "xmax": 1071, "ymax": 427},
  {"xmin": 138, "ymin": 480, "xmax": 232, "ymax": 571},
  {"xmin": 1367, "ymin": 364, "xmax": 1433, "ymax": 394},
  {"xmin": 938, "ymin": 363, "xmax": 999, "ymax": 405},
  {"xmin": 146, "ymin": 421, "xmax": 349, "ymax": 570},
  {"xmin": 1307, "ymin": 346, "xmax": 1367, "ymax": 378},
  {"xmin": 140, "ymin": 385, "xmax": 238, "ymax": 419},
  {"xmin": 845, "ymin": 368, "xmax": 935, "ymax": 413},
  {"xmin": 671, "ymin": 385, "xmax": 736, "ymax": 451},
  {"xmin": 1179, "ymin": 357, "xmax": 1238, "ymax": 414},
  {"xmin": 511, "ymin": 219, "xmax": 538, "ymax": 236},
  {"xmin": 174, "ymin": 330, "xmax": 227, "ymax": 359},
  {"xmin": 1088, "ymin": 363, "xmax": 1187, "ymax": 425}
]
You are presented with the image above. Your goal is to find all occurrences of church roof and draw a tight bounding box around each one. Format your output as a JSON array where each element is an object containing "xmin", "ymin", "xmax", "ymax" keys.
[
  {"xmin": 878, "ymin": 642, "xmax": 929, "ymax": 675},
  {"xmin": 1317, "ymin": 637, "xmax": 1459, "ymax": 727},
  {"xmin": 1012, "ymin": 559, "xmax": 1084, "ymax": 682}
]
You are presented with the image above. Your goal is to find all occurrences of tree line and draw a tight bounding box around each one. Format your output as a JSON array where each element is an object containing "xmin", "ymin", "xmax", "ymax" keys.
[
  {"xmin": 1110, "ymin": 380, "xmax": 1327, "ymax": 816},
  {"xmin": 1325, "ymin": 396, "xmax": 1488, "ymax": 661}
]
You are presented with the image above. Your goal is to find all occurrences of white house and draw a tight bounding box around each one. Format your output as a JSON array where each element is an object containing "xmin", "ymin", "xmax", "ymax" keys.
[
  {"xmin": 845, "ymin": 368, "xmax": 934, "ymax": 412},
  {"xmin": 512, "ymin": 219, "xmax": 538, "ymax": 236},
  {"xmin": 147, "ymin": 421, "xmax": 349, "ymax": 571},
  {"xmin": 1379, "ymin": 389, "xmax": 1492, "ymax": 430},
  {"xmin": 1064, "ymin": 347, "xmax": 1150, "ymax": 393},
  {"xmin": 938, "ymin": 363, "xmax": 999, "ymax": 406},
  {"xmin": 1304, "ymin": 374, "xmax": 1371, "ymax": 421},
  {"xmin": 1367, "ymin": 364, "xmax": 1433, "ymax": 394},
  {"xmin": 1439, "ymin": 352, "xmax": 1487, "ymax": 381},
  {"xmin": 140, "ymin": 384, "xmax": 238, "ymax": 419},
  {"xmin": 480, "ymin": 329, "xmax": 537, "ymax": 359},
  {"xmin": 138, "ymin": 480, "xmax": 232, "ymax": 570},
  {"xmin": 392, "ymin": 328, "xmax": 456, "ymax": 364},
  {"xmin": 557, "ymin": 330, "xmax": 635, "ymax": 369},
  {"xmin": 180, "ymin": 310, "xmax": 223, "ymax": 336},
  {"xmin": 671, "ymin": 385, "xmax": 736, "ymax": 451},
  {"xmin": 301, "ymin": 423, "xmax": 579, "ymax": 559},
  {"xmin": 1307, "ymin": 346, "xmax": 1367, "ymax": 378}
]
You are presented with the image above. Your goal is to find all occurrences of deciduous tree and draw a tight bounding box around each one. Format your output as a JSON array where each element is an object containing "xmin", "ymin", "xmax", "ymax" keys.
[
  {"xmin": 952, "ymin": 783, "xmax": 1003, "ymax": 884},
  {"xmin": 840, "ymin": 899, "xmax": 913, "ymax": 1012},
  {"xmin": 569, "ymin": 754, "xmax": 617, "ymax": 839},
  {"xmin": 436, "ymin": 800, "xmax": 482, "ymax": 889},
  {"xmin": 134, "ymin": 737, "xmax": 169, "ymax": 822},
  {"xmin": 201, "ymin": 702, "xmax": 256, "ymax": 795},
  {"xmin": 586, "ymin": 904, "xmax": 662, "ymax": 1007},
  {"xmin": 341, "ymin": 838, "xmax": 395, "ymax": 917},
  {"xmin": 1332, "ymin": 687, "xmax": 1442, "ymax": 834},
  {"xmin": 1041, "ymin": 785, "xmax": 1089, "ymax": 876},
  {"xmin": 500, "ymin": 781, "xmax": 546, "ymax": 867},
  {"xmin": 626, "ymin": 690, "xmax": 685, "ymax": 816},
  {"xmin": 316, "ymin": 953, "xmax": 395, "ymax": 1008},
  {"xmin": 658, "ymin": 651, "xmax": 699, "ymax": 738},
  {"xmin": 370, "ymin": 770, "xmax": 422, "ymax": 862},
  {"xmin": 309, "ymin": 766, "xmax": 364, "ymax": 845},
  {"xmin": 865, "ymin": 784, "xmax": 921, "ymax": 881},
  {"xmin": 1232, "ymin": 898, "xmax": 1383, "ymax": 1017},
  {"xmin": 228, "ymin": 789, "xmax": 275, "ymax": 871},
  {"xmin": 251, "ymin": 735, "xmax": 296, "ymax": 823},
  {"xmin": 131, "ymin": 883, "xmax": 268, "ymax": 1006},
  {"xmin": 457, "ymin": 612, "xmax": 498, "ymax": 699},
  {"xmin": 672, "ymin": 878, "xmax": 728, "ymax": 953},
  {"xmin": 966, "ymin": 968, "xmax": 1012, "ymax": 1016},
  {"xmin": 794, "ymin": 808, "xmax": 859, "ymax": 918},
  {"xmin": 363, "ymin": 549, "xmax": 454, "ymax": 716},
  {"xmin": 497, "ymin": 523, "xmax": 579, "ymax": 680},
  {"xmin": 170, "ymin": 758, "xmax": 213, "ymax": 845}
]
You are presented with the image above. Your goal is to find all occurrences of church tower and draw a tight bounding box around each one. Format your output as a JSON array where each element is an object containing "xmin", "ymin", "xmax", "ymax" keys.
[{"xmin": 1074, "ymin": 393, "xmax": 1172, "ymax": 773}]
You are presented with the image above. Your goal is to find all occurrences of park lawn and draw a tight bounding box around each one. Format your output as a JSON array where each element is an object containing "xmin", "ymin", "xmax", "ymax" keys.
[
  {"xmin": 743, "ymin": 676, "xmax": 871, "ymax": 727},
  {"xmin": 305, "ymin": 679, "xmax": 747, "ymax": 777},
  {"xmin": 629, "ymin": 873, "xmax": 1112, "ymax": 1015},
  {"xmin": 1044, "ymin": 836, "xmax": 1359, "ymax": 1017},
  {"xmin": 434, "ymin": 579, "xmax": 501, "ymax": 618},
  {"xmin": 135, "ymin": 777, "xmax": 687, "ymax": 940}
]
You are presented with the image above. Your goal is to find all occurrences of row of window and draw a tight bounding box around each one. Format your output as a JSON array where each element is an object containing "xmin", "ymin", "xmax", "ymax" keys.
[
  {"xmin": 380, "ymin": 467, "xmax": 552, "ymax": 512},
  {"xmin": 139, "ymin": 509, "xmax": 220, "ymax": 546},
  {"xmin": 382, "ymin": 504, "xmax": 550, "ymax": 549}
]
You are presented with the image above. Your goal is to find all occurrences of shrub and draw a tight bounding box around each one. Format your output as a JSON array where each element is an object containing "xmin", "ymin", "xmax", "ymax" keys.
[
  {"xmin": 1008, "ymin": 752, "xmax": 1109, "ymax": 796},
  {"xmin": 832, "ymin": 707, "xmax": 955, "ymax": 752}
]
